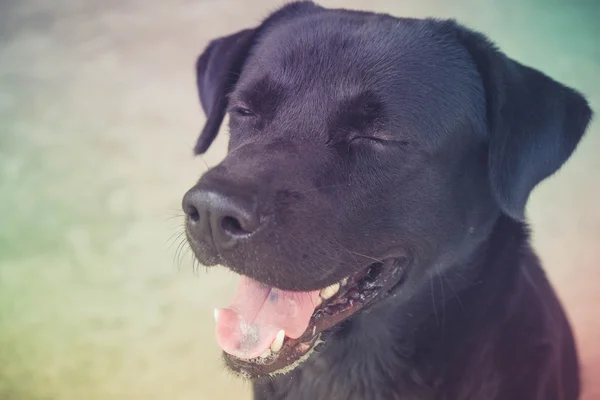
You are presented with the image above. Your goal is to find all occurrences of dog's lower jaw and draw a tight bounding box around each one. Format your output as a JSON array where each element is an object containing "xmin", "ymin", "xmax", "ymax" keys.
[{"xmin": 231, "ymin": 342, "xmax": 323, "ymax": 380}]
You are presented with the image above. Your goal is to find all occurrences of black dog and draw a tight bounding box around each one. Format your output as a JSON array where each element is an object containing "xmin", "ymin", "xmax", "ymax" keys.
[{"xmin": 182, "ymin": 2, "xmax": 592, "ymax": 399}]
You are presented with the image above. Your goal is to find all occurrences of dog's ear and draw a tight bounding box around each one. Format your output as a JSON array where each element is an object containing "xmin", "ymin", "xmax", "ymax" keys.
[
  {"xmin": 451, "ymin": 22, "xmax": 592, "ymax": 221},
  {"xmin": 193, "ymin": 1, "xmax": 323, "ymax": 155},
  {"xmin": 194, "ymin": 28, "xmax": 256, "ymax": 155}
]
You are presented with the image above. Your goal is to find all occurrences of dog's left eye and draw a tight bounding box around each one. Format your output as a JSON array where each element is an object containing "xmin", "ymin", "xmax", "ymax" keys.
[{"xmin": 230, "ymin": 107, "xmax": 255, "ymax": 117}]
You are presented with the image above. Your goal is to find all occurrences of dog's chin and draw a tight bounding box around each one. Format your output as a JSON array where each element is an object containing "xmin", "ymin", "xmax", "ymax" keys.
[{"xmin": 220, "ymin": 258, "xmax": 410, "ymax": 380}]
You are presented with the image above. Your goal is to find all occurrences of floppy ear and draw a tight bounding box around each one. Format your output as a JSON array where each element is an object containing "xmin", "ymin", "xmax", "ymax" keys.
[
  {"xmin": 452, "ymin": 23, "xmax": 593, "ymax": 221},
  {"xmin": 194, "ymin": 28, "xmax": 256, "ymax": 155},
  {"xmin": 193, "ymin": 1, "xmax": 323, "ymax": 155}
]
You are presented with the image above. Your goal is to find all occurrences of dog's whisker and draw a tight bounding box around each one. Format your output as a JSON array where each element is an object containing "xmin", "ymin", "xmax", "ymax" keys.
[
  {"xmin": 348, "ymin": 251, "xmax": 384, "ymax": 264},
  {"xmin": 181, "ymin": 253, "xmax": 192, "ymax": 272},
  {"xmin": 174, "ymin": 236, "xmax": 190, "ymax": 270},
  {"xmin": 180, "ymin": 242, "xmax": 192, "ymax": 268},
  {"xmin": 198, "ymin": 155, "xmax": 211, "ymax": 171},
  {"xmin": 165, "ymin": 213, "xmax": 186, "ymax": 221},
  {"xmin": 435, "ymin": 264, "xmax": 446, "ymax": 332},
  {"xmin": 440, "ymin": 268, "xmax": 466, "ymax": 316},
  {"xmin": 166, "ymin": 229, "xmax": 186, "ymax": 248},
  {"xmin": 173, "ymin": 240, "xmax": 184, "ymax": 270},
  {"xmin": 172, "ymin": 235, "xmax": 184, "ymax": 261},
  {"xmin": 192, "ymin": 255, "xmax": 204, "ymax": 276},
  {"xmin": 429, "ymin": 270, "xmax": 439, "ymax": 328},
  {"xmin": 330, "ymin": 238, "xmax": 361, "ymax": 269}
]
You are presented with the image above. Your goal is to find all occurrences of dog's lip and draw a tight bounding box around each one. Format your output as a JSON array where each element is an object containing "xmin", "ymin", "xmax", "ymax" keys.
[{"xmin": 221, "ymin": 257, "xmax": 410, "ymax": 378}]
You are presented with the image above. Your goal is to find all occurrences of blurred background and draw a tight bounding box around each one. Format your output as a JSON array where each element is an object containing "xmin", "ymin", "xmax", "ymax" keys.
[{"xmin": 0, "ymin": 0, "xmax": 598, "ymax": 399}]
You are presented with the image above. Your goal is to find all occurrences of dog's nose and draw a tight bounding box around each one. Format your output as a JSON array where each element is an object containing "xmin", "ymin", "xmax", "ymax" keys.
[{"xmin": 182, "ymin": 184, "xmax": 261, "ymax": 251}]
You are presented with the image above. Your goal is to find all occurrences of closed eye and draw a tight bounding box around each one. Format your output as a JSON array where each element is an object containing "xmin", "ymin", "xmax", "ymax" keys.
[
  {"xmin": 348, "ymin": 136, "xmax": 411, "ymax": 149},
  {"xmin": 349, "ymin": 136, "xmax": 388, "ymax": 145},
  {"xmin": 229, "ymin": 106, "xmax": 255, "ymax": 117}
]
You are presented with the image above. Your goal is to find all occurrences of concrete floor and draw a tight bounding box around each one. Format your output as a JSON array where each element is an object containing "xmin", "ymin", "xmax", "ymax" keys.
[{"xmin": 0, "ymin": 0, "xmax": 598, "ymax": 399}]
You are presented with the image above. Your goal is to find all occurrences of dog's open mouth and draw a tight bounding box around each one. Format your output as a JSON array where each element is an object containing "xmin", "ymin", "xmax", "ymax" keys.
[{"xmin": 214, "ymin": 258, "xmax": 408, "ymax": 378}]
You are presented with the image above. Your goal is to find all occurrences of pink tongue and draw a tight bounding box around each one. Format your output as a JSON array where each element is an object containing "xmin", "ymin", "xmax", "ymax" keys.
[{"xmin": 215, "ymin": 276, "xmax": 321, "ymax": 359}]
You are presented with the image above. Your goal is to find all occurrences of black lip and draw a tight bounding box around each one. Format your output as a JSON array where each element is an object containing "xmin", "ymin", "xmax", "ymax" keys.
[{"xmin": 220, "ymin": 258, "xmax": 410, "ymax": 379}]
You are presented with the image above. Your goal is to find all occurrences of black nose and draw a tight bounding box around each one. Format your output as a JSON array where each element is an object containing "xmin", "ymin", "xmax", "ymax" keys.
[{"xmin": 182, "ymin": 183, "xmax": 261, "ymax": 251}]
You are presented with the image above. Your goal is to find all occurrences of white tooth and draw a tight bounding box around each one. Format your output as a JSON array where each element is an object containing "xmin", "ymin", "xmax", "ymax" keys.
[
  {"xmin": 213, "ymin": 309, "xmax": 220, "ymax": 322},
  {"xmin": 271, "ymin": 330, "xmax": 285, "ymax": 353},
  {"xmin": 314, "ymin": 296, "xmax": 322, "ymax": 307},
  {"xmin": 340, "ymin": 277, "xmax": 348, "ymax": 286},
  {"xmin": 260, "ymin": 349, "xmax": 272, "ymax": 359},
  {"xmin": 320, "ymin": 283, "xmax": 340, "ymax": 300}
]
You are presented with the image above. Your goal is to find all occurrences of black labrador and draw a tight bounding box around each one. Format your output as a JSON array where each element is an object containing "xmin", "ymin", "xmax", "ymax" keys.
[{"xmin": 182, "ymin": 2, "xmax": 592, "ymax": 399}]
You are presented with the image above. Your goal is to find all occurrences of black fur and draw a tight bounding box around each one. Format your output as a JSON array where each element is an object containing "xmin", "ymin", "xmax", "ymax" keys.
[{"xmin": 184, "ymin": 2, "xmax": 592, "ymax": 399}]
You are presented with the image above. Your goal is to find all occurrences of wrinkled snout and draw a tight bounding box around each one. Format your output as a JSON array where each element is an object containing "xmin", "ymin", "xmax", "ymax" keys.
[{"xmin": 181, "ymin": 141, "xmax": 346, "ymax": 289}]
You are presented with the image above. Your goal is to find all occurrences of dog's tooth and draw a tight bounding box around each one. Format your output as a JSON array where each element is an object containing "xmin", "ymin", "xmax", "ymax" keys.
[
  {"xmin": 314, "ymin": 296, "xmax": 323, "ymax": 307},
  {"xmin": 260, "ymin": 349, "xmax": 272, "ymax": 359},
  {"xmin": 213, "ymin": 309, "xmax": 220, "ymax": 322},
  {"xmin": 320, "ymin": 283, "xmax": 340, "ymax": 300},
  {"xmin": 340, "ymin": 277, "xmax": 348, "ymax": 286},
  {"xmin": 271, "ymin": 330, "xmax": 285, "ymax": 353}
]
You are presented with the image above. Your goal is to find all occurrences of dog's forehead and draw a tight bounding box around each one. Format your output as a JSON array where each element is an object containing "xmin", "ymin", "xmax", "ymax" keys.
[
  {"xmin": 235, "ymin": 14, "xmax": 486, "ymax": 145},
  {"xmin": 243, "ymin": 16, "xmax": 399, "ymax": 91}
]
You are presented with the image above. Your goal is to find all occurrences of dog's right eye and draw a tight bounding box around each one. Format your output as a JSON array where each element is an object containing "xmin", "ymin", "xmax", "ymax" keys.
[
  {"xmin": 348, "ymin": 136, "xmax": 387, "ymax": 147},
  {"xmin": 230, "ymin": 107, "xmax": 255, "ymax": 117}
]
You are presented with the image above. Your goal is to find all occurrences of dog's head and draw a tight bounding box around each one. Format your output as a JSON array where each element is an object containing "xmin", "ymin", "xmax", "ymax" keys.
[{"xmin": 182, "ymin": 1, "xmax": 591, "ymax": 378}]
